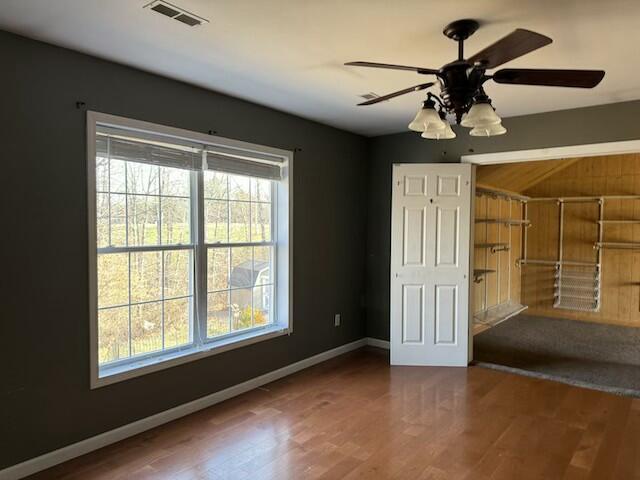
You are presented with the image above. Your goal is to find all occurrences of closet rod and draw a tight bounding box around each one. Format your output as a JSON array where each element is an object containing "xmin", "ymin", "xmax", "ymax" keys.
[
  {"xmin": 529, "ymin": 195, "xmax": 640, "ymax": 202},
  {"xmin": 594, "ymin": 242, "xmax": 640, "ymax": 250},
  {"xmin": 518, "ymin": 259, "xmax": 598, "ymax": 267}
]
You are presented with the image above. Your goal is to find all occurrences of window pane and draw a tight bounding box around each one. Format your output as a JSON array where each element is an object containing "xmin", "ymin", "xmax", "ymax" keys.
[
  {"xmin": 110, "ymin": 159, "xmax": 126, "ymax": 193},
  {"xmin": 131, "ymin": 302, "xmax": 162, "ymax": 355},
  {"xmin": 204, "ymin": 171, "xmax": 228, "ymax": 200},
  {"xmin": 208, "ymin": 247, "xmax": 229, "ymax": 291},
  {"xmin": 164, "ymin": 250, "xmax": 191, "ymax": 299},
  {"xmin": 161, "ymin": 197, "xmax": 190, "ymax": 245},
  {"xmin": 251, "ymin": 202, "xmax": 271, "ymax": 242},
  {"xmin": 110, "ymin": 194, "xmax": 127, "ymax": 247},
  {"xmin": 96, "ymin": 193, "xmax": 109, "ymax": 248},
  {"xmin": 130, "ymin": 251, "xmax": 161, "ymax": 303},
  {"xmin": 251, "ymin": 178, "xmax": 271, "ymax": 203},
  {"xmin": 208, "ymin": 291, "xmax": 230, "ymax": 337},
  {"xmin": 127, "ymin": 162, "xmax": 159, "ymax": 195},
  {"xmin": 95, "ymin": 131, "xmax": 283, "ymax": 371},
  {"xmin": 229, "ymin": 201, "xmax": 250, "ymax": 243},
  {"xmin": 98, "ymin": 306, "xmax": 130, "ymax": 364},
  {"xmin": 160, "ymin": 166, "xmax": 190, "ymax": 197},
  {"xmin": 231, "ymin": 288, "xmax": 252, "ymax": 331},
  {"xmin": 164, "ymin": 297, "xmax": 191, "ymax": 349},
  {"xmin": 128, "ymin": 195, "xmax": 159, "ymax": 246},
  {"xmin": 98, "ymin": 253, "xmax": 129, "ymax": 308},
  {"xmin": 205, "ymin": 199, "xmax": 229, "ymax": 243},
  {"xmin": 230, "ymin": 247, "xmax": 253, "ymax": 288},
  {"xmin": 253, "ymin": 246, "xmax": 271, "ymax": 285},
  {"xmin": 253, "ymin": 285, "xmax": 272, "ymax": 326},
  {"xmin": 96, "ymin": 157, "xmax": 109, "ymax": 192},
  {"xmin": 229, "ymin": 174, "xmax": 250, "ymax": 201}
]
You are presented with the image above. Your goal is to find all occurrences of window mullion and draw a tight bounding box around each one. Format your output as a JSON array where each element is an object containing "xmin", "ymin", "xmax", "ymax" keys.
[
  {"xmin": 194, "ymin": 163, "xmax": 207, "ymax": 346},
  {"xmin": 271, "ymin": 180, "xmax": 277, "ymax": 326},
  {"xmin": 161, "ymin": 250, "xmax": 165, "ymax": 350},
  {"xmin": 124, "ymin": 161, "xmax": 129, "ymax": 247},
  {"xmin": 158, "ymin": 166, "xmax": 162, "ymax": 245},
  {"xmin": 127, "ymin": 251, "xmax": 132, "ymax": 357},
  {"xmin": 107, "ymin": 137, "xmax": 112, "ymax": 246},
  {"xmin": 250, "ymin": 181, "xmax": 254, "ymax": 329},
  {"xmin": 226, "ymin": 176, "xmax": 231, "ymax": 334}
]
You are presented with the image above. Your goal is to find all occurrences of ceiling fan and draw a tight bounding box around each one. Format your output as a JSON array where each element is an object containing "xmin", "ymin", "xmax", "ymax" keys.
[{"xmin": 345, "ymin": 19, "xmax": 605, "ymax": 139}]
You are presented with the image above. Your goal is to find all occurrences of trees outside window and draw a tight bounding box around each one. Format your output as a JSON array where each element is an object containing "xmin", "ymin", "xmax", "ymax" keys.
[{"xmin": 96, "ymin": 134, "xmax": 275, "ymax": 369}]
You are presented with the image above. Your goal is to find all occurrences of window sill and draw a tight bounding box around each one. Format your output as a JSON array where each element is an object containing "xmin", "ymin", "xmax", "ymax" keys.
[{"xmin": 93, "ymin": 325, "xmax": 290, "ymax": 389}]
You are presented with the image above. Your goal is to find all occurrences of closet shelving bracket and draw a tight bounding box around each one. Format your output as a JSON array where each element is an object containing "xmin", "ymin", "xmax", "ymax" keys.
[{"xmin": 473, "ymin": 269, "xmax": 496, "ymax": 283}]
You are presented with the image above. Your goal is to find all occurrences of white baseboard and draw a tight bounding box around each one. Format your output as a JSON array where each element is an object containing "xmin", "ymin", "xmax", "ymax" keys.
[
  {"xmin": 366, "ymin": 337, "xmax": 390, "ymax": 349},
  {"xmin": 0, "ymin": 338, "xmax": 367, "ymax": 480}
]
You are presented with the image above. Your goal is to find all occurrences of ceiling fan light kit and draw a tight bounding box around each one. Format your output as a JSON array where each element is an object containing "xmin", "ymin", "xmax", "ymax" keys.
[{"xmin": 346, "ymin": 19, "xmax": 605, "ymax": 140}]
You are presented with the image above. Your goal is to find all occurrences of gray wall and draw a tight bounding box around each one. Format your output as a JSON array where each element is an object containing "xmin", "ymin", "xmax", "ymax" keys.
[
  {"xmin": 366, "ymin": 100, "xmax": 640, "ymax": 340},
  {"xmin": 0, "ymin": 30, "xmax": 368, "ymax": 469}
]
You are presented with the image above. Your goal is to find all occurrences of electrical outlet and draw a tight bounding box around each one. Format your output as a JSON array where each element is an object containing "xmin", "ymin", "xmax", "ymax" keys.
[{"xmin": 334, "ymin": 314, "xmax": 341, "ymax": 327}]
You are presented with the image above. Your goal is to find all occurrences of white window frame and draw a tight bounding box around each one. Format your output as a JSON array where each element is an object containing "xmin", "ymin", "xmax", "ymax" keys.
[{"xmin": 87, "ymin": 111, "xmax": 293, "ymax": 388}]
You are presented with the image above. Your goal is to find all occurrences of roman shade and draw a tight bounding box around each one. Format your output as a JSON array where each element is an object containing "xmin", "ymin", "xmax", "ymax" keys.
[
  {"xmin": 96, "ymin": 132, "xmax": 200, "ymax": 171},
  {"xmin": 205, "ymin": 145, "xmax": 284, "ymax": 180}
]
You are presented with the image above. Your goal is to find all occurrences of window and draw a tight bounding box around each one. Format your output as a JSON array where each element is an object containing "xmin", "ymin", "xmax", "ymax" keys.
[
  {"xmin": 88, "ymin": 112, "xmax": 291, "ymax": 387},
  {"xmin": 203, "ymin": 171, "xmax": 274, "ymax": 337}
]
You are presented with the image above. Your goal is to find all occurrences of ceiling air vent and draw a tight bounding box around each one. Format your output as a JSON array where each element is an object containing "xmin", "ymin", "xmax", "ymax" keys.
[
  {"xmin": 144, "ymin": 1, "xmax": 209, "ymax": 27},
  {"xmin": 359, "ymin": 92, "xmax": 380, "ymax": 100}
]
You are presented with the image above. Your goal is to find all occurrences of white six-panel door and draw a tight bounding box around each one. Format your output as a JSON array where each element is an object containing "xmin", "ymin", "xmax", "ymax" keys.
[{"xmin": 390, "ymin": 163, "xmax": 473, "ymax": 366}]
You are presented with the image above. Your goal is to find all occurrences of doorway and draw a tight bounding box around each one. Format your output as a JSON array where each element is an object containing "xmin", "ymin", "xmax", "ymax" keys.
[{"xmin": 465, "ymin": 145, "xmax": 640, "ymax": 396}]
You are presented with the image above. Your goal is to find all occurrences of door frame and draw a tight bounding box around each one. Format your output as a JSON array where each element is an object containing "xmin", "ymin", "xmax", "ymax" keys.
[{"xmin": 460, "ymin": 139, "xmax": 640, "ymax": 166}]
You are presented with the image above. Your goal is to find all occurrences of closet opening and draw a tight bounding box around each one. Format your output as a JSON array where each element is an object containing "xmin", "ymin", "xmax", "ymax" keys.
[{"xmin": 470, "ymin": 153, "xmax": 640, "ymax": 397}]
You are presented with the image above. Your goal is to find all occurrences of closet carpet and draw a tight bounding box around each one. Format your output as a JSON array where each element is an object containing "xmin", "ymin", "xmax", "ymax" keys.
[{"xmin": 474, "ymin": 314, "xmax": 640, "ymax": 397}]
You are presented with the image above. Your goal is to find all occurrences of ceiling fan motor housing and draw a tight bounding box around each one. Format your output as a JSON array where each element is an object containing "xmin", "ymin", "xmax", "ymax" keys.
[{"xmin": 438, "ymin": 61, "xmax": 484, "ymax": 123}]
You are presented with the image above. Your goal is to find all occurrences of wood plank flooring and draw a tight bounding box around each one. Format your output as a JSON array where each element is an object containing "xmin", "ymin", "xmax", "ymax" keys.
[{"xmin": 27, "ymin": 348, "xmax": 640, "ymax": 480}]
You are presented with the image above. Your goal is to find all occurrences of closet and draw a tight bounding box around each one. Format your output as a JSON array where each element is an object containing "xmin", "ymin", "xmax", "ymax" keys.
[
  {"xmin": 471, "ymin": 153, "xmax": 640, "ymax": 395},
  {"xmin": 472, "ymin": 153, "xmax": 640, "ymax": 331}
]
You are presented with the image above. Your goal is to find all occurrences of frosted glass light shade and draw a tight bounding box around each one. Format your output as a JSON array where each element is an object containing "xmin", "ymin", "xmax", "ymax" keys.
[
  {"xmin": 460, "ymin": 103, "xmax": 501, "ymax": 128},
  {"xmin": 423, "ymin": 119, "xmax": 456, "ymax": 139},
  {"xmin": 469, "ymin": 122, "xmax": 507, "ymax": 137},
  {"xmin": 408, "ymin": 107, "xmax": 445, "ymax": 132}
]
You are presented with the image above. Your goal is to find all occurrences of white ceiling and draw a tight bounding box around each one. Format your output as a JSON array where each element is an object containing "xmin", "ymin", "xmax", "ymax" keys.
[{"xmin": 1, "ymin": 0, "xmax": 639, "ymax": 136}]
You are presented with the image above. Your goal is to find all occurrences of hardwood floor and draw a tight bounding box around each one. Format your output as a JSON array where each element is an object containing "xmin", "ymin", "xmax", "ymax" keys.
[{"xmin": 28, "ymin": 348, "xmax": 640, "ymax": 480}]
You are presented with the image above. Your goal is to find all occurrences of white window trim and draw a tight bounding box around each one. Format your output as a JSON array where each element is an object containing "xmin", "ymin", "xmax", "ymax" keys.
[{"xmin": 87, "ymin": 111, "xmax": 293, "ymax": 389}]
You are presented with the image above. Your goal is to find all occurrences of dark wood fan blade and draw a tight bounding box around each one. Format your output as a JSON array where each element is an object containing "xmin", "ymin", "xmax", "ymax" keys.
[
  {"xmin": 357, "ymin": 82, "xmax": 435, "ymax": 105},
  {"xmin": 467, "ymin": 29, "xmax": 552, "ymax": 69},
  {"xmin": 493, "ymin": 68, "xmax": 605, "ymax": 88},
  {"xmin": 345, "ymin": 61, "xmax": 439, "ymax": 75}
]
